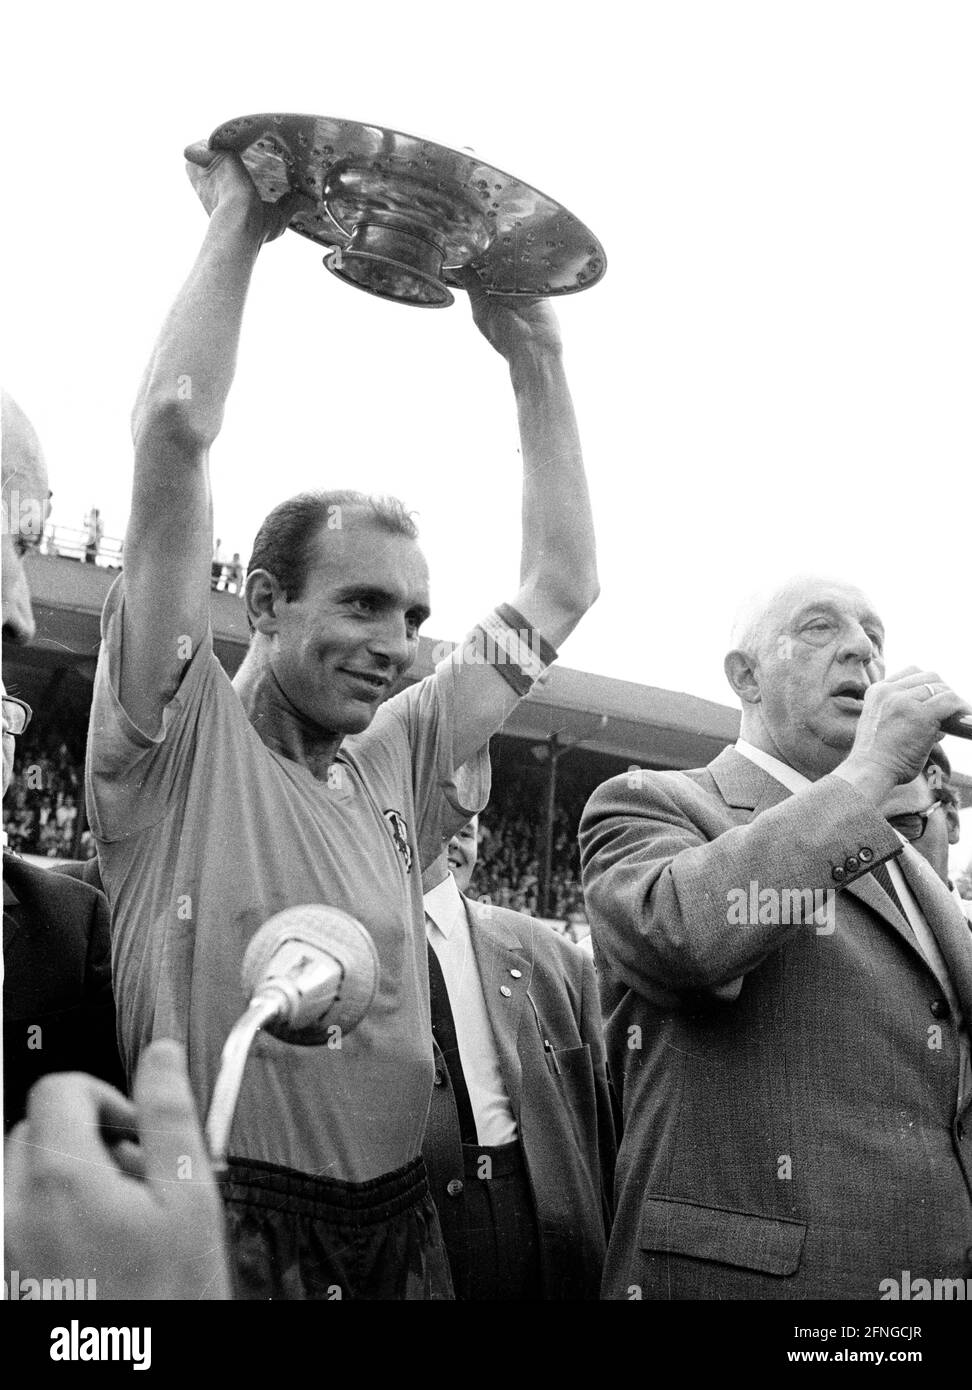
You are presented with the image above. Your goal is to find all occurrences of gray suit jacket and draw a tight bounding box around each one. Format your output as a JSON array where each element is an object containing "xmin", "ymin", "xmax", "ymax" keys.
[
  {"xmin": 579, "ymin": 748, "xmax": 972, "ymax": 1300},
  {"xmin": 422, "ymin": 896, "xmax": 616, "ymax": 1299}
]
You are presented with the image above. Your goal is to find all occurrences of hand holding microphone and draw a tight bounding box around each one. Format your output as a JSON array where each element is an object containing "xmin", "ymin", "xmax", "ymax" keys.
[{"xmin": 835, "ymin": 667, "xmax": 972, "ymax": 803}]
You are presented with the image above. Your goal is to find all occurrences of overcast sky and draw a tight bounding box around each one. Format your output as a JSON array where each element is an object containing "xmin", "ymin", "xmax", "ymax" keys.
[{"xmin": 2, "ymin": 0, "xmax": 970, "ymax": 825}]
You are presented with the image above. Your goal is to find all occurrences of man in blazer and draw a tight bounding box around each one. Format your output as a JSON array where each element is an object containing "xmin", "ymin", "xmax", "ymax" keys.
[
  {"xmin": 3, "ymin": 847, "xmax": 125, "ymax": 1129},
  {"xmin": 580, "ymin": 575, "xmax": 972, "ymax": 1300},
  {"xmin": 422, "ymin": 816, "xmax": 615, "ymax": 1299},
  {"xmin": 2, "ymin": 685, "xmax": 125, "ymax": 1129}
]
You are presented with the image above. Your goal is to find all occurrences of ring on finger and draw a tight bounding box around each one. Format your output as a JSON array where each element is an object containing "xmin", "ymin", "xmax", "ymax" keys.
[{"xmin": 924, "ymin": 682, "xmax": 937, "ymax": 699}]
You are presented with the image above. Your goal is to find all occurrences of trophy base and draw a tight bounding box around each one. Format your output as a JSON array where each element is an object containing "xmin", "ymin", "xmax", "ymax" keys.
[
  {"xmin": 323, "ymin": 219, "xmax": 455, "ymax": 308},
  {"xmin": 325, "ymin": 250, "xmax": 453, "ymax": 308}
]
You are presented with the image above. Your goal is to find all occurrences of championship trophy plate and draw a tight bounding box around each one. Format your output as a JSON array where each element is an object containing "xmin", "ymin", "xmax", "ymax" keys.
[{"xmin": 209, "ymin": 113, "xmax": 607, "ymax": 308}]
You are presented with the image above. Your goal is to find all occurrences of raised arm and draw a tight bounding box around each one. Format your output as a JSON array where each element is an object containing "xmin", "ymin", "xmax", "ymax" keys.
[
  {"xmin": 451, "ymin": 274, "xmax": 599, "ymax": 767},
  {"xmin": 119, "ymin": 145, "xmax": 308, "ymax": 736}
]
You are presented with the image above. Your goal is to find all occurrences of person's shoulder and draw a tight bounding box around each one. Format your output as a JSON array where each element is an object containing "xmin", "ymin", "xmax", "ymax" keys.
[
  {"xmin": 582, "ymin": 763, "xmax": 712, "ymax": 819},
  {"xmin": 49, "ymin": 857, "xmax": 105, "ymax": 894},
  {"xmin": 464, "ymin": 894, "xmax": 528, "ymax": 942},
  {"xmin": 464, "ymin": 895, "xmax": 583, "ymax": 967},
  {"xmin": 531, "ymin": 919, "xmax": 589, "ymax": 979},
  {"xmin": 4, "ymin": 854, "xmax": 105, "ymax": 923}
]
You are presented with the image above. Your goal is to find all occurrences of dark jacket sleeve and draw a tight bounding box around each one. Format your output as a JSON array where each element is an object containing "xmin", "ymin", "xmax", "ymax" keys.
[{"xmin": 3, "ymin": 861, "xmax": 125, "ymax": 1129}]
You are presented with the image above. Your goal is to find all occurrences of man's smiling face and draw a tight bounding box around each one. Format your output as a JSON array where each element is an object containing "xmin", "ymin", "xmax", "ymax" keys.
[
  {"xmin": 268, "ymin": 516, "xmax": 431, "ymax": 737},
  {"xmin": 447, "ymin": 817, "xmax": 479, "ymax": 894}
]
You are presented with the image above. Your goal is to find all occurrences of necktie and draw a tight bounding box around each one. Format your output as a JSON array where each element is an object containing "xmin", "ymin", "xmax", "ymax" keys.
[
  {"xmin": 869, "ymin": 859, "xmax": 907, "ymax": 921},
  {"xmin": 427, "ymin": 937, "xmax": 478, "ymax": 1145}
]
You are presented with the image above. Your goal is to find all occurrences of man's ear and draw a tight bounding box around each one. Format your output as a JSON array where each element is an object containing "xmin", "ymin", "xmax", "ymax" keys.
[
  {"xmin": 724, "ymin": 648, "xmax": 762, "ymax": 706},
  {"xmin": 245, "ymin": 568, "xmax": 285, "ymax": 636}
]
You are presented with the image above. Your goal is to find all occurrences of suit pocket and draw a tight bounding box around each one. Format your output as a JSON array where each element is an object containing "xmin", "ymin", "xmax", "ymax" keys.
[
  {"xmin": 553, "ymin": 1042, "xmax": 592, "ymax": 1077},
  {"xmin": 640, "ymin": 1196, "xmax": 806, "ymax": 1276}
]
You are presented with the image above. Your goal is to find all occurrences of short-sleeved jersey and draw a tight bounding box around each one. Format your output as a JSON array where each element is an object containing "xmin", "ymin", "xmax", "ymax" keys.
[{"xmin": 86, "ymin": 579, "xmax": 489, "ymax": 1181}]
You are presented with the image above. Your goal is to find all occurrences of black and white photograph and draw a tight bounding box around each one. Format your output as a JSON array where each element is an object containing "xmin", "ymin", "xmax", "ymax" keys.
[{"xmin": 2, "ymin": 0, "xmax": 971, "ymax": 1366}]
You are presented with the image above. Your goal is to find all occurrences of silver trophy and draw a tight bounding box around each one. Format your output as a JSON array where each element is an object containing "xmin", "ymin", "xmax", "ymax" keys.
[{"xmin": 209, "ymin": 113, "xmax": 607, "ymax": 307}]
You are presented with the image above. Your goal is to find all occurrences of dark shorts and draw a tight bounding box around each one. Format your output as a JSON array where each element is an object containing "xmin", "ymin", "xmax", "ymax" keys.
[{"xmin": 219, "ymin": 1155, "xmax": 454, "ymax": 1300}]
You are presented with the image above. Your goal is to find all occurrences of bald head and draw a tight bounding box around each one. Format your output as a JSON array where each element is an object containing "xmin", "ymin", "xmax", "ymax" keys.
[
  {"xmin": 2, "ymin": 390, "xmax": 51, "ymax": 643},
  {"xmin": 724, "ymin": 573, "xmax": 886, "ymax": 780},
  {"xmin": 729, "ymin": 574, "xmax": 879, "ymax": 664}
]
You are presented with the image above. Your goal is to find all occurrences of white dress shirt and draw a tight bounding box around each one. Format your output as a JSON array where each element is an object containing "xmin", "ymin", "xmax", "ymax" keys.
[{"xmin": 424, "ymin": 873, "xmax": 517, "ymax": 1146}]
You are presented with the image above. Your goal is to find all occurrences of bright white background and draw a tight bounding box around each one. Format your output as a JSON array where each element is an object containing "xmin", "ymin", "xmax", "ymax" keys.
[{"xmin": 2, "ymin": 2, "xmax": 970, "ymax": 861}]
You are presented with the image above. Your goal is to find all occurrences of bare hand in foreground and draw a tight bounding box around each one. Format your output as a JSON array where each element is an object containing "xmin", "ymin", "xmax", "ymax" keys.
[{"xmin": 4, "ymin": 1039, "xmax": 231, "ymax": 1300}]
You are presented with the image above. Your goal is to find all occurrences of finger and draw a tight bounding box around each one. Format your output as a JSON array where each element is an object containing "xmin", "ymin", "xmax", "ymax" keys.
[
  {"xmin": 6, "ymin": 1075, "xmax": 138, "ymax": 1222},
  {"xmin": 3, "ymin": 1119, "xmax": 32, "ymax": 1202},
  {"xmin": 263, "ymin": 189, "xmax": 316, "ymax": 243},
  {"xmin": 885, "ymin": 669, "xmax": 942, "ymax": 689},
  {"xmin": 132, "ymin": 1039, "xmax": 212, "ymax": 1195},
  {"xmin": 183, "ymin": 141, "xmax": 223, "ymax": 169},
  {"xmin": 106, "ymin": 1137, "xmax": 148, "ymax": 1181},
  {"xmin": 275, "ymin": 189, "xmax": 316, "ymax": 216},
  {"xmin": 24, "ymin": 1071, "xmax": 137, "ymax": 1163},
  {"xmin": 927, "ymin": 690, "xmax": 972, "ymax": 720}
]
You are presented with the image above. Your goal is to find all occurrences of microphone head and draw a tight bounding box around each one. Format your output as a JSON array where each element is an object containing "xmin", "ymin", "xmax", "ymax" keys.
[{"xmin": 241, "ymin": 905, "xmax": 380, "ymax": 1045}]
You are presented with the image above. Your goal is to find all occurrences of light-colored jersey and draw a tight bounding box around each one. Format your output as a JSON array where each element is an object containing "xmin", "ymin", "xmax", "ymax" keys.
[{"xmin": 86, "ymin": 579, "xmax": 489, "ymax": 1181}]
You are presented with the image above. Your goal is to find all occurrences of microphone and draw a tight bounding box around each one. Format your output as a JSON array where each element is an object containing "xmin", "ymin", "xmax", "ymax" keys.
[
  {"xmin": 205, "ymin": 905, "xmax": 380, "ymax": 1167},
  {"xmin": 241, "ymin": 904, "xmax": 380, "ymax": 1043},
  {"xmin": 942, "ymin": 713, "xmax": 972, "ymax": 741}
]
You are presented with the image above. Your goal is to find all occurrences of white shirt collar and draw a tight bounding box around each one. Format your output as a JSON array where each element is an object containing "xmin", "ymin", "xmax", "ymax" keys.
[
  {"xmin": 734, "ymin": 739, "xmax": 811, "ymax": 796},
  {"xmin": 423, "ymin": 871, "xmax": 465, "ymax": 940}
]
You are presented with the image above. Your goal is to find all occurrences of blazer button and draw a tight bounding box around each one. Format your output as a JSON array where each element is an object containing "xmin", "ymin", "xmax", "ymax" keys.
[
  {"xmin": 446, "ymin": 1178, "xmax": 464, "ymax": 1198},
  {"xmin": 859, "ymin": 847, "xmax": 874, "ymax": 863},
  {"xmin": 832, "ymin": 866, "xmax": 846, "ymax": 883},
  {"xmin": 845, "ymin": 856, "xmax": 859, "ymax": 873},
  {"xmin": 433, "ymin": 1068, "xmax": 445, "ymax": 1086},
  {"xmin": 500, "ymin": 986, "xmax": 512, "ymax": 998},
  {"xmin": 930, "ymin": 999, "xmax": 950, "ymax": 1020},
  {"xmin": 510, "ymin": 968, "xmax": 522, "ymax": 978}
]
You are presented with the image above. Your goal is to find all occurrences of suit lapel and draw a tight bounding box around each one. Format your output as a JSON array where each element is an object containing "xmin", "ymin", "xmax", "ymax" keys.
[
  {"xmin": 464, "ymin": 897, "xmax": 532, "ymax": 1111},
  {"xmin": 708, "ymin": 747, "xmax": 788, "ymax": 813},
  {"xmin": 709, "ymin": 750, "xmax": 938, "ymax": 965},
  {"xmin": 842, "ymin": 869, "xmax": 936, "ymax": 969}
]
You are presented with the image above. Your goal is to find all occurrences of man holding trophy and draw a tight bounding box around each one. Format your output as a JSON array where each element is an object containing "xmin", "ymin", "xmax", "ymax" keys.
[{"xmin": 84, "ymin": 139, "xmax": 599, "ymax": 1299}]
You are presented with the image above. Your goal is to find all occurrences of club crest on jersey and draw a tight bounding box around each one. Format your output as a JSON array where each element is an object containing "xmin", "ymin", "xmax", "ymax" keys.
[{"xmin": 383, "ymin": 809, "xmax": 413, "ymax": 872}]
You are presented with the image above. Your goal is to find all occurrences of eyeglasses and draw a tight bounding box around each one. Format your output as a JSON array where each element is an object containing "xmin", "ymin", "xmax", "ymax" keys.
[
  {"xmin": 886, "ymin": 804, "xmax": 940, "ymax": 842},
  {"xmin": 1, "ymin": 696, "xmax": 32, "ymax": 737}
]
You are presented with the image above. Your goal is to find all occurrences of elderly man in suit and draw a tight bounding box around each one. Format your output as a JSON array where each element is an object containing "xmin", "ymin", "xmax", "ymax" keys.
[
  {"xmin": 422, "ymin": 814, "xmax": 615, "ymax": 1299},
  {"xmin": 580, "ymin": 574, "xmax": 972, "ymax": 1300}
]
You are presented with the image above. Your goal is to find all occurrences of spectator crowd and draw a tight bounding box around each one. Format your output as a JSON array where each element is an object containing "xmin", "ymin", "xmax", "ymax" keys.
[{"xmin": 2, "ymin": 722, "xmax": 96, "ymax": 860}]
